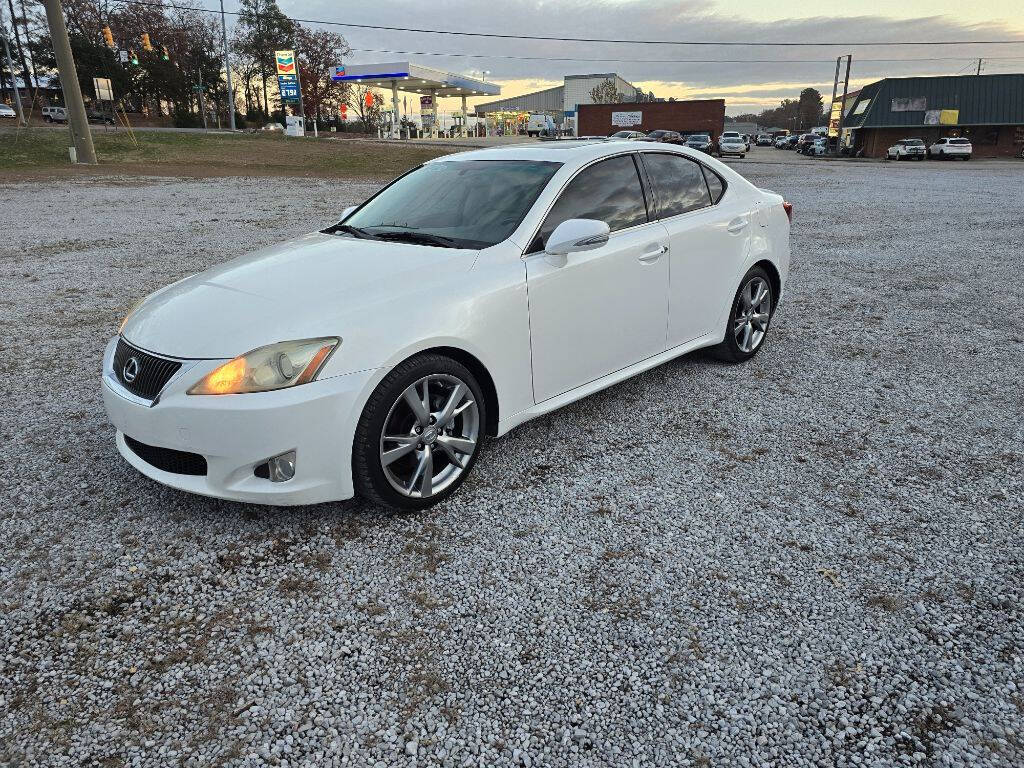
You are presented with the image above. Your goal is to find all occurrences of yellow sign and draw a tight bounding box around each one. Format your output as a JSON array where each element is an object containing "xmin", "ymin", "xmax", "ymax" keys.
[
  {"xmin": 275, "ymin": 50, "xmax": 296, "ymax": 76},
  {"xmin": 939, "ymin": 109, "xmax": 959, "ymax": 125}
]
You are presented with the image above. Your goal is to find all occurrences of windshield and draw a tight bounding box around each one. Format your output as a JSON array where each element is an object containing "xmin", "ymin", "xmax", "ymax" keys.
[
  {"xmin": 611, "ymin": 131, "xmax": 633, "ymax": 137},
  {"xmin": 340, "ymin": 160, "xmax": 561, "ymax": 249},
  {"xmin": 904, "ymin": 139, "xmax": 924, "ymax": 145},
  {"xmin": 688, "ymin": 135, "xmax": 709, "ymax": 142},
  {"xmin": 648, "ymin": 130, "xmax": 667, "ymax": 138}
]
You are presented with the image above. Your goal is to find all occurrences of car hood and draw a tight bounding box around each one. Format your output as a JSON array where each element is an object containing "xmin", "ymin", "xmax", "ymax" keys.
[{"xmin": 121, "ymin": 232, "xmax": 477, "ymax": 359}]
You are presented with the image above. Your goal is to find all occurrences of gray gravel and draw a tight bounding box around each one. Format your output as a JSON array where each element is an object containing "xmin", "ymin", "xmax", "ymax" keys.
[{"xmin": 2, "ymin": 157, "xmax": 1023, "ymax": 768}]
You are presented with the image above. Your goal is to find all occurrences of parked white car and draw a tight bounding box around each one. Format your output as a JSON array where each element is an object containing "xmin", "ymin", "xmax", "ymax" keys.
[
  {"xmin": 0, "ymin": 103, "xmax": 17, "ymax": 119},
  {"xmin": 608, "ymin": 130, "xmax": 646, "ymax": 140},
  {"xmin": 886, "ymin": 138, "xmax": 927, "ymax": 160},
  {"xmin": 756, "ymin": 134, "xmax": 773, "ymax": 146},
  {"xmin": 103, "ymin": 142, "xmax": 791, "ymax": 509},
  {"xmin": 928, "ymin": 137, "xmax": 972, "ymax": 160},
  {"xmin": 717, "ymin": 132, "xmax": 747, "ymax": 158}
]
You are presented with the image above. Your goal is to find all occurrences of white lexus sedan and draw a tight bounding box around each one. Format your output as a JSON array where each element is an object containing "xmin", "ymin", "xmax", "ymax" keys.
[{"xmin": 103, "ymin": 141, "xmax": 791, "ymax": 510}]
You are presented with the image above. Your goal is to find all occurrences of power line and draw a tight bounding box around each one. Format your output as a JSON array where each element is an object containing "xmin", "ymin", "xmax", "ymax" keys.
[
  {"xmin": 113, "ymin": 0, "xmax": 1024, "ymax": 48},
  {"xmin": 347, "ymin": 46, "xmax": 1024, "ymax": 65}
]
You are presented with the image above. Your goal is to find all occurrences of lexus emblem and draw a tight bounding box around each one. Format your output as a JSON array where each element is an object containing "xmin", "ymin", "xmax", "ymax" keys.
[{"xmin": 123, "ymin": 356, "xmax": 140, "ymax": 383}]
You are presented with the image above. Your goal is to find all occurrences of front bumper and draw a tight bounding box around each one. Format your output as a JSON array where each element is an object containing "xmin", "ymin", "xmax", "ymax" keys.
[{"xmin": 101, "ymin": 337, "xmax": 377, "ymax": 506}]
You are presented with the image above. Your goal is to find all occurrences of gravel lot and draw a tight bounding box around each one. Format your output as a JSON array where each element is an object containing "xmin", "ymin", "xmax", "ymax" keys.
[{"xmin": 2, "ymin": 155, "xmax": 1023, "ymax": 767}]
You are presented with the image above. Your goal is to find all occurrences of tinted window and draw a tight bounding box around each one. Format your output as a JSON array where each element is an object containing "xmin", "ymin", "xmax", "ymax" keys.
[
  {"xmin": 344, "ymin": 160, "xmax": 561, "ymax": 249},
  {"xmin": 643, "ymin": 153, "xmax": 712, "ymax": 218},
  {"xmin": 533, "ymin": 155, "xmax": 649, "ymax": 251},
  {"xmin": 702, "ymin": 166, "xmax": 725, "ymax": 203}
]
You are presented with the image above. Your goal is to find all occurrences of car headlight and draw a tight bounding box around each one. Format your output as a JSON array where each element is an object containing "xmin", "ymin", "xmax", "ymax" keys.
[
  {"xmin": 187, "ymin": 337, "xmax": 340, "ymax": 395},
  {"xmin": 119, "ymin": 297, "xmax": 145, "ymax": 333}
]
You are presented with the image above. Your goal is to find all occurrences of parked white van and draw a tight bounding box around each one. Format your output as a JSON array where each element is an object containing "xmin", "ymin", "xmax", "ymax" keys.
[{"xmin": 527, "ymin": 113, "xmax": 556, "ymax": 137}]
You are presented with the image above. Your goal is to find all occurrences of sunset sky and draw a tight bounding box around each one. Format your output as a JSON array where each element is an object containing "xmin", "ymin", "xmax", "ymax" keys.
[{"xmin": 287, "ymin": 0, "xmax": 1024, "ymax": 115}]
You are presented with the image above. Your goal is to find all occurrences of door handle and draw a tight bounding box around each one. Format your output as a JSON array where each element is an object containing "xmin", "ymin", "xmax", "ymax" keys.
[
  {"xmin": 727, "ymin": 218, "xmax": 748, "ymax": 234},
  {"xmin": 638, "ymin": 244, "xmax": 669, "ymax": 263}
]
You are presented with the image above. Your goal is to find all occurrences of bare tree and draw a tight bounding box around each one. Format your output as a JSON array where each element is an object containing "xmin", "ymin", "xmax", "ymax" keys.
[{"xmin": 589, "ymin": 78, "xmax": 623, "ymax": 104}]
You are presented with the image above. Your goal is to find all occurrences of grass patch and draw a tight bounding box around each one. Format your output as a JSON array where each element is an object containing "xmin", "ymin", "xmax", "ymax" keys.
[{"xmin": 0, "ymin": 127, "xmax": 456, "ymax": 179}]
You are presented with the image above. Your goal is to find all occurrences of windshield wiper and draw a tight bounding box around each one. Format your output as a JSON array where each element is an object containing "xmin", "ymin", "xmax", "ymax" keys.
[
  {"xmin": 324, "ymin": 223, "xmax": 379, "ymax": 240},
  {"xmin": 372, "ymin": 231, "xmax": 461, "ymax": 248}
]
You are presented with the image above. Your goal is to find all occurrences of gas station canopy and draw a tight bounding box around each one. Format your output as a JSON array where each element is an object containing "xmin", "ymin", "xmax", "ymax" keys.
[{"xmin": 330, "ymin": 61, "xmax": 500, "ymax": 99}]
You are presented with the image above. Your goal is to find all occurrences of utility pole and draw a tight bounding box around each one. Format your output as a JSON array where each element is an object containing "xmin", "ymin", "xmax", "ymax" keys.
[
  {"xmin": 835, "ymin": 54, "xmax": 852, "ymax": 156},
  {"xmin": 829, "ymin": 56, "xmax": 840, "ymax": 154},
  {"xmin": 219, "ymin": 0, "xmax": 235, "ymax": 130},
  {"xmin": 198, "ymin": 65, "xmax": 207, "ymax": 129},
  {"xmin": 41, "ymin": 0, "xmax": 96, "ymax": 163},
  {"xmin": 976, "ymin": 58, "xmax": 983, "ymax": 75},
  {"xmin": 1, "ymin": 6, "xmax": 25, "ymax": 124},
  {"xmin": 293, "ymin": 39, "xmax": 305, "ymax": 135}
]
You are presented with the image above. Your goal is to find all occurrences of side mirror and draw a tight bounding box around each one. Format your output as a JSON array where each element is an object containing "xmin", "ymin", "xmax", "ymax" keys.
[
  {"xmin": 341, "ymin": 205, "xmax": 357, "ymax": 219},
  {"xmin": 545, "ymin": 218, "xmax": 610, "ymax": 256}
]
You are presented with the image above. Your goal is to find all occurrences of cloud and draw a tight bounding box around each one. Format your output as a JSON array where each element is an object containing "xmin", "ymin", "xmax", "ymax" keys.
[{"xmin": 286, "ymin": 0, "xmax": 1024, "ymax": 112}]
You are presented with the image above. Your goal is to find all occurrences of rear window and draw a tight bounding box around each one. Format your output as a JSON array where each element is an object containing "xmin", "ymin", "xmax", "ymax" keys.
[
  {"xmin": 642, "ymin": 153, "xmax": 713, "ymax": 218},
  {"xmin": 949, "ymin": 138, "xmax": 970, "ymax": 145}
]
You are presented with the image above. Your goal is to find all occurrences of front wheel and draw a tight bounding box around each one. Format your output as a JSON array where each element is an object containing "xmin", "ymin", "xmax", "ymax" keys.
[
  {"xmin": 352, "ymin": 354, "xmax": 486, "ymax": 510},
  {"xmin": 713, "ymin": 266, "xmax": 774, "ymax": 363}
]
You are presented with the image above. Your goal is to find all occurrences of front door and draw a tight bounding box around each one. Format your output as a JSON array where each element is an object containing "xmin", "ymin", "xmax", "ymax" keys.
[{"xmin": 525, "ymin": 154, "xmax": 670, "ymax": 402}]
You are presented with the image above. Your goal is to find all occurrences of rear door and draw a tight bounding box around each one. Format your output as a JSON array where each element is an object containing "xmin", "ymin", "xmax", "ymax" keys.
[{"xmin": 639, "ymin": 151, "xmax": 751, "ymax": 347}]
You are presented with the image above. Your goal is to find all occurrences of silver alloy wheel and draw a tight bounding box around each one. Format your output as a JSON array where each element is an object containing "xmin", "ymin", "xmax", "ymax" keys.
[
  {"xmin": 733, "ymin": 276, "xmax": 772, "ymax": 353},
  {"xmin": 379, "ymin": 374, "xmax": 480, "ymax": 499}
]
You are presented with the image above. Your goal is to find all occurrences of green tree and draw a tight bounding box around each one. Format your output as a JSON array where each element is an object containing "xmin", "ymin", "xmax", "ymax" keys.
[
  {"xmin": 232, "ymin": 0, "xmax": 295, "ymax": 120},
  {"xmin": 295, "ymin": 25, "xmax": 350, "ymax": 123},
  {"xmin": 797, "ymin": 87, "xmax": 825, "ymax": 129}
]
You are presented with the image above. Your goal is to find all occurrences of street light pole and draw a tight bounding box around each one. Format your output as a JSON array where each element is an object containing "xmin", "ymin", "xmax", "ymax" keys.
[
  {"xmin": 219, "ymin": 0, "xmax": 235, "ymax": 130},
  {"xmin": 41, "ymin": 0, "xmax": 96, "ymax": 163}
]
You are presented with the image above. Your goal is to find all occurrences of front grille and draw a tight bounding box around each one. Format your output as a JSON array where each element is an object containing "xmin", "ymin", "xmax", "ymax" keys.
[
  {"xmin": 113, "ymin": 339, "xmax": 182, "ymax": 401},
  {"xmin": 124, "ymin": 435, "xmax": 207, "ymax": 476}
]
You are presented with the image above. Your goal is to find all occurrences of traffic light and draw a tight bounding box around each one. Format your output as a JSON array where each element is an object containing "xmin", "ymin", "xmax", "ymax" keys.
[
  {"xmin": 161, "ymin": 45, "xmax": 169, "ymax": 61},
  {"xmin": 141, "ymin": 33, "xmax": 152, "ymax": 51},
  {"xmin": 102, "ymin": 26, "xmax": 115, "ymax": 48}
]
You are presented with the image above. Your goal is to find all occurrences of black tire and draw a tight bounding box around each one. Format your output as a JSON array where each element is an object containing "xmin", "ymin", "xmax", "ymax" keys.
[
  {"xmin": 352, "ymin": 353, "xmax": 486, "ymax": 511},
  {"xmin": 712, "ymin": 265, "xmax": 775, "ymax": 364},
  {"xmin": 963, "ymin": 155, "xmax": 970, "ymax": 161}
]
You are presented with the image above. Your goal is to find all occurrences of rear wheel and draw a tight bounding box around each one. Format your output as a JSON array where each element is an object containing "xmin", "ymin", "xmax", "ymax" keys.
[
  {"xmin": 713, "ymin": 266, "xmax": 774, "ymax": 363},
  {"xmin": 352, "ymin": 354, "xmax": 486, "ymax": 510}
]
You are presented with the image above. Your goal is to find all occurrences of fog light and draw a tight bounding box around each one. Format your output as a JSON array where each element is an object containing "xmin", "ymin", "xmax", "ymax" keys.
[{"xmin": 258, "ymin": 450, "xmax": 296, "ymax": 483}]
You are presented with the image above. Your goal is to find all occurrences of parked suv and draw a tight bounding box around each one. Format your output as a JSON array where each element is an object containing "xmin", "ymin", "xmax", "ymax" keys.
[
  {"xmin": 42, "ymin": 105, "xmax": 68, "ymax": 123},
  {"xmin": 886, "ymin": 138, "xmax": 927, "ymax": 161},
  {"xmin": 756, "ymin": 134, "xmax": 773, "ymax": 146},
  {"xmin": 928, "ymin": 137, "xmax": 972, "ymax": 160}
]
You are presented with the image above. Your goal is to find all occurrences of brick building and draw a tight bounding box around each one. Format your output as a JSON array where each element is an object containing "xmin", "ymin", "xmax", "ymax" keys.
[
  {"xmin": 577, "ymin": 100, "xmax": 725, "ymax": 139},
  {"xmin": 843, "ymin": 73, "xmax": 1024, "ymax": 158}
]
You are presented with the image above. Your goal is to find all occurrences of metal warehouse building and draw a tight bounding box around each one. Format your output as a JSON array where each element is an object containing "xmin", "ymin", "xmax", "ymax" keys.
[
  {"xmin": 844, "ymin": 73, "xmax": 1024, "ymax": 158},
  {"xmin": 473, "ymin": 73, "xmax": 652, "ymax": 126}
]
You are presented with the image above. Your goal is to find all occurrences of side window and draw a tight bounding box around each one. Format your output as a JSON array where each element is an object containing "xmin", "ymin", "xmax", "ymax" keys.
[
  {"xmin": 532, "ymin": 155, "xmax": 648, "ymax": 251},
  {"xmin": 702, "ymin": 166, "xmax": 725, "ymax": 203},
  {"xmin": 643, "ymin": 153, "xmax": 712, "ymax": 218}
]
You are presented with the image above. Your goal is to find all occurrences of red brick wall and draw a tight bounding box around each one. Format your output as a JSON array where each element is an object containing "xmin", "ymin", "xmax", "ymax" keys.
[
  {"xmin": 577, "ymin": 100, "xmax": 726, "ymax": 139},
  {"xmin": 857, "ymin": 126, "xmax": 1024, "ymax": 158}
]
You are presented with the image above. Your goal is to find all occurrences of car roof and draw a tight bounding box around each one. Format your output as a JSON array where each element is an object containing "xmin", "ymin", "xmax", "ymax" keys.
[{"xmin": 427, "ymin": 140, "xmax": 738, "ymax": 170}]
